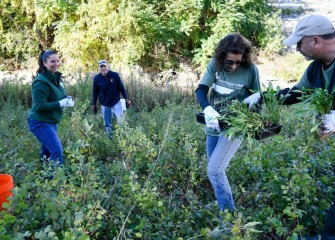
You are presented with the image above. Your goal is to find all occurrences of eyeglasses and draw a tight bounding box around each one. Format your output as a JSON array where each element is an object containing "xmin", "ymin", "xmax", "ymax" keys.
[
  {"xmin": 224, "ymin": 59, "xmax": 243, "ymax": 66},
  {"xmin": 99, "ymin": 65, "xmax": 107, "ymax": 68}
]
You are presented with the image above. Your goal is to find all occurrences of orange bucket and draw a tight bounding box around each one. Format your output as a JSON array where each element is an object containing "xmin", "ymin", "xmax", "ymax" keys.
[{"xmin": 0, "ymin": 174, "xmax": 14, "ymax": 210}]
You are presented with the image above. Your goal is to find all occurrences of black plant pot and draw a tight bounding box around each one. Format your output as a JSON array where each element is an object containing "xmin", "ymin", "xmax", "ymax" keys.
[
  {"xmin": 196, "ymin": 113, "xmax": 282, "ymax": 140},
  {"xmin": 254, "ymin": 124, "xmax": 283, "ymax": 140}
]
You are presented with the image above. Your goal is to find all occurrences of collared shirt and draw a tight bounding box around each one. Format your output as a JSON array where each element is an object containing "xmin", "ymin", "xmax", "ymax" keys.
[{"xmin": 92, "ymin": 70, "xmax": 128, "ymax": 107}]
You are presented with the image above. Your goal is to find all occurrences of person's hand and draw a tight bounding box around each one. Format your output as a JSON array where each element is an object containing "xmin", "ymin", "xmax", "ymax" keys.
[
  {"xmin": 126, "ymin": 99, "xmax": 131, "ymax": 109},
  {"xmin": 243, "ymin": 93, "xmax": 261, "ymax": 110},
  {"xmin": 203, "ymin": 106, "xmax": 220, "ymax": 131},
  {"xmin": 59, "ymin": 96, "xmax": 74, "ymax": 107},
  {"xmin": 320, "ymin": 110, "xmax": 335, "ymax": 134},
  {"xmin": 92, "ymin": 105, "xmax": 97, "ymax": 114}
]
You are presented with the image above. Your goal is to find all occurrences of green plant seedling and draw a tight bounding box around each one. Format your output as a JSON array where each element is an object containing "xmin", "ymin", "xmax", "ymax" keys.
[
  {"xmin": 218, "ymin": 82, "xmax": 283, "ymax": 142},
  {"xmin": 295, "ymin": 87, "xmax": 335, "ymax": 133}
]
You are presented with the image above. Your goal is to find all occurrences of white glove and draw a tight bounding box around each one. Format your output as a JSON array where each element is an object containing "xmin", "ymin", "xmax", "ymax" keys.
[
  {"xmin": 59, "ymin": 96, "xmax": 75, "ymax": 107},
  {"xmin": 203, "ymin": 106, "xmax": 220, "ymax": 131},
  {"xmin": 243, "ymin": 93, "xmax": 261, "ymax": 110},
  {"xmin": 321, "ymin": 110, "xmax": 335, "ymax": 134}
]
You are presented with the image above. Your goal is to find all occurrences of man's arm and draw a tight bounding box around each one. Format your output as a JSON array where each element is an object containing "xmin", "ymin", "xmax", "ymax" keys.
[
  {"xmin": 277, "ymin": 86, "xmax": 303, "ymax": 105},
  {"xmin": 279, "ymin": 70, "xmax": 312, "ymax": 105}
]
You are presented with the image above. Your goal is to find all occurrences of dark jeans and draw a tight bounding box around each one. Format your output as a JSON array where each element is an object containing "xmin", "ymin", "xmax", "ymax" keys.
[
  {"xmin": 322, "ymin": 191, "xmax": 335, "ymax": 239},
  {"xmin": 28, "ymin": 118, "xmax": 63, "ymax": 164}
]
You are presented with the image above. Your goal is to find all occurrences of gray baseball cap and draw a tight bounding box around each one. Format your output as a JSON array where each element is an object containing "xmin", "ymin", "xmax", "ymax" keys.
[
  {"xmin": 283, "ymin": 14, "xmax": 334, "ymax": 46},
  {"xmin": 98, "ymin": 60, "xmax": 108, "ymax": 67}
]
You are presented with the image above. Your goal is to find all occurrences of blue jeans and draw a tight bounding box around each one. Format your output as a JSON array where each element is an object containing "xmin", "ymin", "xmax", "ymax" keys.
[
  {"xmin": 206, "ymin": 135, "xmax": 242, "ymax": 211},
  {"xmin": 322, "ymin": 191, "xmax": 335, "ymax": 238},
  {"xmin": 101, "ymin": 100, "xmax": 124, "ymax": 137},
  {"xmin": 28, "ymin": 118, "xmax": 63, "ymax": 164}
]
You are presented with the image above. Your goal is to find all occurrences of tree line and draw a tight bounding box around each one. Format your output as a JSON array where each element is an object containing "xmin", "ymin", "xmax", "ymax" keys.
[{"xmin": 0, "ymin": 0, "xmax": 283, "ymax": 73}]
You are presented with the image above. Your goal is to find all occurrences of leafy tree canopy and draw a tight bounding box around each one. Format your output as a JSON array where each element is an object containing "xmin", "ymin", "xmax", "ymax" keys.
[{"xmin": 0, "ymin": 0, "xmax": 283, "ymax": 72}]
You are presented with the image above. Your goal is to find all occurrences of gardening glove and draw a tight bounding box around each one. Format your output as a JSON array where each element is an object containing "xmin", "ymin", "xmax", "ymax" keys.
[
  {"xmin": 203, "ymin": 106, "xmax": 221, "ymax": 132},
  {"xmin": 59, "ymin": 96, "xmax": 74, "ymax": 107},
  {"xmin": 243, "ymin": 93, "xmax": 261, "ymax": 110},
  {"xmin": 320, "ymin": 110, "xmax": 335, "ymax": 134},
  {"xmin": 126, "ymin": 99, "xmax": 131, "ymax": 109},
  {"xmin": 92, "ymin": 105, "xmax": 97, "ymax": 114}
]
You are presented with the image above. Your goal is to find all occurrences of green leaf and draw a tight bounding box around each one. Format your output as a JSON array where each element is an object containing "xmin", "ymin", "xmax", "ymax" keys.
[
  {"xmin": 135, "ymin": 232, "xmax": 142, "ymax": 238},
  {"xmin": 243, "ymin": 222, "xmax": 262, "ymax": 228},
  {"xmin": 3, "ymin": 214, "xmax": 16, "ymax": 224},
  {"xmin": 50, "ymin": 211, "xmax": 59, "ymax": 219}
]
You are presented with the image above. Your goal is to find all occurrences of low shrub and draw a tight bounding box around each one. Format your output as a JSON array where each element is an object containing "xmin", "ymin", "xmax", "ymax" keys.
[{"xmin": 0, "ymin": 81, "xmax": 334, "ymax": 239}]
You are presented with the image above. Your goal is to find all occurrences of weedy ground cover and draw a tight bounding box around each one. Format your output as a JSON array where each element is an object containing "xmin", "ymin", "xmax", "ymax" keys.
[{"xmin": 0, "ymin": 77, "xmax": 334, "ymax": 239}]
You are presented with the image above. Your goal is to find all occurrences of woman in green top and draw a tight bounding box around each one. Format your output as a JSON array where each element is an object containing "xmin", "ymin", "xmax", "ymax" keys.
[
  {"xmin": 195, "ymin": 33, "xmax": 260, "ymax": 233},
  {"xmin": 28, "ymin": 49, "xmax": 74, "ymax": 165}
]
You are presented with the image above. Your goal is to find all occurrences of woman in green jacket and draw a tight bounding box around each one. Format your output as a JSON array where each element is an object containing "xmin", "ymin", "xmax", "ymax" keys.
[{"xmin": 28, "ymin": 49, "xmax": 74, "ymax": 165}]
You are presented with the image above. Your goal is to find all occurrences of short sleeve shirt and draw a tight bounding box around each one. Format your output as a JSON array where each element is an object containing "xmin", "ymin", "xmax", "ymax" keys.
[{"xmin": 295, "ymin": 60, "xmax": 335, "ymax": 89}]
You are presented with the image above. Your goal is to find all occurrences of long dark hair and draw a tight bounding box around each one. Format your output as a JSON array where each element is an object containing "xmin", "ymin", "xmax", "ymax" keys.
[
  {"xmin": 36, "ymin": 49, "xmax": 58, "ymax": 75},
  {"xmin": 214, "ymin": 33, "xmax": 254, "ymax": 71}
]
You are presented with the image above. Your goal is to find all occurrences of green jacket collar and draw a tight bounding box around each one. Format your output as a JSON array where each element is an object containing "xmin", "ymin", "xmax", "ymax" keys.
[{"xmin": 42, "ymin": 70, "xmax": 62, "ymax": 84}]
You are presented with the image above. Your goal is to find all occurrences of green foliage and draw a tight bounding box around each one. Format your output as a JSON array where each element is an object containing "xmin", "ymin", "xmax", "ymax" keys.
[
  {"xmin": 268, "ymin": 52, "xmax": 309, "ymax": 83},
  {"xmin": 1, "ymin": 79, "xmax": 335, "ymax": 239},
  {"xmin": 54, "ymin": 0, "xmax": 153, "ymax": 71},
  {"xmin": 123, "ymin": 72, "xmax": 197, "ymax": 112},
  {"xmin": 297, "ymin": 88, "xmax": 334, "ymax": 115},
  {"xmin": 222, "ymin": 101, "xmax": 265, "ymax": 140},
  {"xmin": 0, "ymin": 0, "xmax": 283, "ymax": 72},
  {"xmin": 0, "ymin": 78, "xmax": 32, "ymax": 107},
  {"xmin": 0, "ymin": 0, "xmax": 39, "ymax": 69},
  {"xmin": 193, "ymin": 0, "xmax": 283, "ymax": 71},
  {"xmin": 261, "ymin": 82, "xmax": 283, "ymax": 124},
  {"xmin": 293, "ymin": 88, "xmax": 335, "ymax": 134},
  {"xmin": 280, "ymin": 6, "xmax": 306, "ymax": 18}
]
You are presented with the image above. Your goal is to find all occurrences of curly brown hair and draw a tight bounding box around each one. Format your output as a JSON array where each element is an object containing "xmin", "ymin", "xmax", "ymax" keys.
[{"xmin": 214, "ymin": 33, "xmax": 254, "ymax": 71}]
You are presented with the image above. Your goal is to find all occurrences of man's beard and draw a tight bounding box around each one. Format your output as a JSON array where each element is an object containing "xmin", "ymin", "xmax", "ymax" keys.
[{"xmin": 300, "ymin": 51, "xmax": 313, "ymax": 61}]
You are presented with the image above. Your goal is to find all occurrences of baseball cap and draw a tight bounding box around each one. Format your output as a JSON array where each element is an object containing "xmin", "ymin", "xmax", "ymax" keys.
[
  {"xmin": 283, "ymin": 14, "xmax": 335, "ymax": 46},
  {"xmin": 98, "ymin": 60, "xmax": 108, "ymax": 67}
]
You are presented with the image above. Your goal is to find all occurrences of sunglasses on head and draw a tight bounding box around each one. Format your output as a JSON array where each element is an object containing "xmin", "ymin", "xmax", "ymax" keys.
[{"xmin": 224, "ymin": 59, "xmax": 243, "ymax": 66}]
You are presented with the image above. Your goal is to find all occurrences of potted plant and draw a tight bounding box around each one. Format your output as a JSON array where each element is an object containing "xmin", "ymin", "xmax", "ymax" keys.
[{"xmin": 219, "ymin": 82, "xmax": 283, "ymax": 141}]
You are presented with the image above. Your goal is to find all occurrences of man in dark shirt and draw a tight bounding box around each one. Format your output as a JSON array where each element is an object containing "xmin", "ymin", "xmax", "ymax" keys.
[
  {"xmin": 245, "ymin": 14, "xmax": 335, "ymax": 240},
  {"xmin": 92, "ymin": 60, "xmax": 131, "ymax": 137}
]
